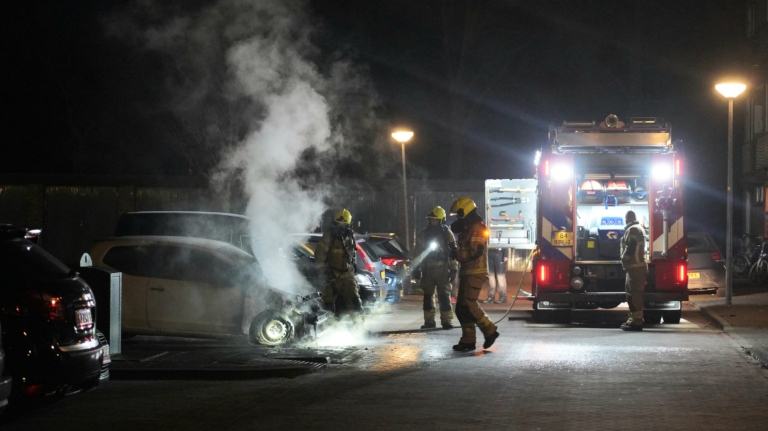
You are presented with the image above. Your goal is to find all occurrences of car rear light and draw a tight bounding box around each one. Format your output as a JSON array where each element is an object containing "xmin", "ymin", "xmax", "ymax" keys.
[
  {"xmin": 380, "ymin": 257, "xmax": 404, "ymax": 267},
  {"xmin": 21, "ymin": 384, "xmax": 45, "ymax": 396},
  {"xmin": 543, "ymin": 159, "xmax": 550, "ymax": 177},
  {"xmin": 711, "ymin": 251, "xmax": 724, "ymax": 261},
  {"xmin": 23, "ymin": 292, "xmax": 66, "ymax": 321},
  {"xmin": 356, "ymin": 244, "xmax": 376, "ymax": 273}
]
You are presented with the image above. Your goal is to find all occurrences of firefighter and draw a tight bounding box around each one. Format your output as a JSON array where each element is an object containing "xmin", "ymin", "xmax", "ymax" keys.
[
  {"xmin": 415, "ymin": 206, "xmax": 458, "ymax": 330},
  {"xmin": 449, "ymin": 197, "xmax": 500, "ymax": 351},
  {"xmin": 315, "ymin": 209, "xmax": 363, "ymax": 322},
  {"xmin": 620, "ymin": 210, "xmax": 647, "ymax": 331}
]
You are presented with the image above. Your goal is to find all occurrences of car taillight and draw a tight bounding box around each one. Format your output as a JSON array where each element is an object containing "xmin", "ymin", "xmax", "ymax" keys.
[
  {"xmin": 356, "ymin": 244, "xmax": 376, "ymax": 273},
  {"xmin": 23, "ymin": 292, "xmax": 66, "ymax": 321},
  {"xmin": 539, "ymin": 264, "xmax": 548, "ymax": 283},
  {"xmin": 711, "ymin": 251, "xmax": 724, "ymax": 261},
  {"xmin": 380, "ymin": 257, "xmax": 404, "ymax": 267}
]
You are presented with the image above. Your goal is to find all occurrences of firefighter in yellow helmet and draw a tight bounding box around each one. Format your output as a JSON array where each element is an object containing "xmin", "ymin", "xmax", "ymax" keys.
[
  {"xmin": 315, "ymin": 209, "xmax": 363, "ymax": 322},
  {"xmin": 414, "ymin": 206, "xmax": 458, "ymax": 330},
  {"xmin": 449, "ymin": 197, "xmax": 499, "ymax": 351}
]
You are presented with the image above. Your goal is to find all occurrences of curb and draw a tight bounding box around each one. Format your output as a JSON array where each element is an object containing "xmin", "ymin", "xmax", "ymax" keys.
[
  {"xmin": 692, "ymin": 303, "xmax": 732, "ymax": 332},
  {"xmin": 693, "ymin": 302, "xmax": 768, "ymax": 368}
]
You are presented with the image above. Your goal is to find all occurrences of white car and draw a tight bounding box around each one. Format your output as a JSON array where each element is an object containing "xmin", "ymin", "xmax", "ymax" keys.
[{"xmin": 88, "ymin": 236, "xmax": 328, "ymax": 345}]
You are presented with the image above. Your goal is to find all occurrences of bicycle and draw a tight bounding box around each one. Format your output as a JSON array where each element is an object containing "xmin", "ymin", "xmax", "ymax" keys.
[
  {"xmin": 733, "ymin": 234, "xmax": 762, "ymax": 278},
  {"xmin": 748, "ymin": 239, "xmax": 768, "ymax": 286}
]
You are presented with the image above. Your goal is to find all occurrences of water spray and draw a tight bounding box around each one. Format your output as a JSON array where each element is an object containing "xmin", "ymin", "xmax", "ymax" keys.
[{"xmin": 409, "ymin": 241, "xmax": 440, "ymax": 272}]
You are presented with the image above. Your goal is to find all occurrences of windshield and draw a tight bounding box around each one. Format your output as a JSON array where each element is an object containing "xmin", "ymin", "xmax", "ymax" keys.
[{"xmin": 0, "ymin": 238, "xmax": 71, "ymax": 279}]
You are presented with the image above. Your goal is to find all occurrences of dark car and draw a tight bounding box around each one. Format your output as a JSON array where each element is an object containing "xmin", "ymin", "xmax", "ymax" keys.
[
  {"xmin": 0, "ymin": 226, "xmax": 104, "ymax": 397},
  {"xmin": 0, "ymin": 321, "xmax": 11, "ymax": 414},
  {"xmin": 687, "ymin": 232, "xmax": 725, "ymax": 295}
]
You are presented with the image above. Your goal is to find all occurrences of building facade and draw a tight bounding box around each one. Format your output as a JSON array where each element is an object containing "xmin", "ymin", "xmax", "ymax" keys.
[{"xmin": 743, "ymin": 1, "xmax": 768, "ymax": 237}]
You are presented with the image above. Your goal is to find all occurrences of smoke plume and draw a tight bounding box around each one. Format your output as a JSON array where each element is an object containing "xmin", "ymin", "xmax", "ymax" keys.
[{"xmin": 109, "ymin": 0, "xmax": 386, "ymax": 294}]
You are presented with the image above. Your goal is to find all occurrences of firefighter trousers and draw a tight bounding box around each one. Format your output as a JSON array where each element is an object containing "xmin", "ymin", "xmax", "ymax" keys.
[
  {"xmin": 420, "ymin": 264, "xmax": 454, "ymax": 325},
  {"xmin": 625, "ymin": 266, "xmax": 648, "ymax": 327},
  {"xmin": 323, "ymin": 273, "xmax": 363, "ymax": 320},
  {"xmin": 455, "ymin": 274, "xmax": 497, "ymax": 344}
]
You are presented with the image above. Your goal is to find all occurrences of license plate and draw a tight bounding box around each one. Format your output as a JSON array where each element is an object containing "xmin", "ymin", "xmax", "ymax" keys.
[
  {"xmin": 551, "ymin": 231, "xmax": 574, "ymax": 246},
  {"xmin": 688, "ymin": 272, "xmax": 700, "ymax": 279},
  {"xmin": 75, "ymin": 308, "xmax": 93, "ymax": 329}
]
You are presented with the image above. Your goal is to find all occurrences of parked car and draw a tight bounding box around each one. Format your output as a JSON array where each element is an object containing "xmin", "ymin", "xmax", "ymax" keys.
[
  {"xmin": 115, "ymin": 211, "xmax": 254, "ymax": 254},
  {"xmin": 0, "ymin": 225, "xmax": 104, "ymax": 397},
  {"xmin": 360, "ymin": 233, "xmax": 411, "ymax": 301},
  {"xmin": 95, "ymin": 330, "xmax": 110, "ymax": 382},
  {"xmin": 687, "ymin": 232, "xmax": 725, "ymax": 295},
  {"xmin": 88, "ymin": 236, "xmax": 328, "ymax": 346},
  {"xmin": 293, "ymin": 233, "xmax": 386, "ymax": 309},
  {"xmin": 0, "ymin": 321, "xmax": 11, "ymax": 414}
]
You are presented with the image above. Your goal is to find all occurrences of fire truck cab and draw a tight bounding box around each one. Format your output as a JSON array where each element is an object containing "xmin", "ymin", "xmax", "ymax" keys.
[{"xmin": 532, "ymin": 115, "xmax": 688, "ymax": 323}]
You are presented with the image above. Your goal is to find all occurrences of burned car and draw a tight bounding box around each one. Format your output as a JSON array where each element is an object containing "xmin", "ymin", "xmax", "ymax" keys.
[{"xmin": 88, "ymin": 236, "xmax": 329, "ymax": 346}]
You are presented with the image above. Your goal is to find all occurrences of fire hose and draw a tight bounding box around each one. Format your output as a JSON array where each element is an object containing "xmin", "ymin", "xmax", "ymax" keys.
[{"xmin": 492, "ymin": 248, "xmax": 535, "ymax": 325}]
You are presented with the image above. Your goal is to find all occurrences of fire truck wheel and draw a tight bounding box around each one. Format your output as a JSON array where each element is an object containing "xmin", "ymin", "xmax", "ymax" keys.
[
  {"xmin": 643, "ymin": 311, "xmax": 662, "ymax": 325},
  {"xmin": 661, "ymin": 310, "xmax": 681, "ymax": 324}
]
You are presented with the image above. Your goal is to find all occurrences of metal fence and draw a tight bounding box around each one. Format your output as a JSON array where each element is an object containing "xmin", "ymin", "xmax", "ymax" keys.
[{"xmin": 0, "ymin": 182, "xmax": 485, "ymax": 265}]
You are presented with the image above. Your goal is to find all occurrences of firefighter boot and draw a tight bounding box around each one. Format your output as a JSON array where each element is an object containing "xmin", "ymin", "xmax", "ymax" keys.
[
  {"xmin": 422, "ymin": 309, "xmax": 437, "ymax": 329},
  {"xmin": 477, "ymin": 316, "xmax": 499, "ymax": 349},
  {"xmin": 440, "ymin": 311, "xmax": 454, "ymax": 330},
  {"xmin": 453, "ymin": 324, "xmax": 476, "ymax": 351}
]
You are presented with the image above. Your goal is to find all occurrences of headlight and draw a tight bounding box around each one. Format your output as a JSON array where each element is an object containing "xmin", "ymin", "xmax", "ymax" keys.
[
  {"xmin": 572, "ymin": 266, "xmax": 582, "ymax": 275},
  {"xmin": 354, "ymin": 274, "xmax": 372, "ymax": 286},
  {"xmin": 570, "ymin": 276, "xmax": 584, "ymax": 291},
  {"xmin": 429, "ymin": 242, "xmax": 438, "ymax": 250}
]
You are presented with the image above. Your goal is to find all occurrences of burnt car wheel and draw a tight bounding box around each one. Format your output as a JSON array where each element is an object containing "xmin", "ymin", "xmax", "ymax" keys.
[{"xmin": 249, "ymin": 311, "xmax": 295, "ymax": 346}]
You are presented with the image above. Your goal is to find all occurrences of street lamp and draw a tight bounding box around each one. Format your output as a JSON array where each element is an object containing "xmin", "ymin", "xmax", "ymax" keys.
[
  {"xmin": 716, "ymin": 82, "xmax": 747, "ymax": 306},
  {"xmin": 392, "ymin": 130, "xmax": 414, "ymax": 253}
]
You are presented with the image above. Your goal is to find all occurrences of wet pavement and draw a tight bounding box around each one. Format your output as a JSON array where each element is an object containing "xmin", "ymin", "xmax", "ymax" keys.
[{"xmin": 3, "ymin": 273, "xmax": 768, "ymax": 430}]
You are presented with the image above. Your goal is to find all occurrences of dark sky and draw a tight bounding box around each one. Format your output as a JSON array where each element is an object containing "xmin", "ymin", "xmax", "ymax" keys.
[{"xmin": 0, "ymin": 0, "xmax": 748, "ymax": 236}]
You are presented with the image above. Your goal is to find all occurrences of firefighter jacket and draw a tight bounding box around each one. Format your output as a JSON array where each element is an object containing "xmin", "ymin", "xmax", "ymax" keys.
[
  {"xmin": 315, "ymin": 230, "xmax": 356, "ymax": 275},
  {"xmin": 620, "ymin": 220, "xmax": 647, "ymax": 270},
  {"xmin": 454, "ymin": 212, "xmax": 489, "ymax": 276},
  {"xmin": 416, "ymin": 224, "xmax": 458, "ymax": 270}
]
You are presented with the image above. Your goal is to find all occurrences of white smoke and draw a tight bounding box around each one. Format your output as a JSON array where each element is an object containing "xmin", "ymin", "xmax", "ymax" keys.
[{"xmin": 109, "ymin": 0, "xmax": 385, "ymax": 294}]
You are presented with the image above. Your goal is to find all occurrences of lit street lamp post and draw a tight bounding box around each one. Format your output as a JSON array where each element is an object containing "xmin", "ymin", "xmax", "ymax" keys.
[
  {"xmin": 392, "ymin": 130, "xmax": 414, "ymax": 253},
  {"xmin": 716, "ymin": 82, "xmax": 747, "ymax": 306}
]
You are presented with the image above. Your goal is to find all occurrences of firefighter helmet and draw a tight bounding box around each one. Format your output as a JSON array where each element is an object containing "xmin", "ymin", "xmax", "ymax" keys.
[
  {"xmin": 450, "ymin": 197, "xmax": 476, "ymax": 219},
  {"xmin": 427, "ymin": 206, "xmax": 446, "ymax": 221},
  {"xmin": 333, "ymin": 209, "xmax": 352, "ymax": 225}
]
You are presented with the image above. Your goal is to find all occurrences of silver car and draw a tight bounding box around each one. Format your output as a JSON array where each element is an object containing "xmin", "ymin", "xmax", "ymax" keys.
[{"xmin": 687, "ymin": 232, "xmax": 725, "ymax": 295}]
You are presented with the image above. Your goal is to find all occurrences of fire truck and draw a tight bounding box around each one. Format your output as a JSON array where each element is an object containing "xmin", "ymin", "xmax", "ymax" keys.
[{"xmin": 531, "ymin": 115, "xmax": 688, "ymax": 323}]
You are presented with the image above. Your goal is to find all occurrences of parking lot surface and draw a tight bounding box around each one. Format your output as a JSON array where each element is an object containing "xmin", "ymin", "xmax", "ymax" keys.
[{"xmin": 3, "ymin": 289, "xmax": 768, "ymax": 430}]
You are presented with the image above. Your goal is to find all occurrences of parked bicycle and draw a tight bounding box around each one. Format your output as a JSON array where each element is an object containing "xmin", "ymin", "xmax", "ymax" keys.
[
  {"xmin": 748, "ymin": 238, "xmax": 768, "ymax": 286},
  {"xmin": 733, "ymin": 234, "xmax": 763, "ymax": 278}
]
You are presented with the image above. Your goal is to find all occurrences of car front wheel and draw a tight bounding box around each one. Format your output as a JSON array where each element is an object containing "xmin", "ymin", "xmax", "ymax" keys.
[{"xmin": 249, "ymin": 311, "xmax": 295, "ymax": 346}]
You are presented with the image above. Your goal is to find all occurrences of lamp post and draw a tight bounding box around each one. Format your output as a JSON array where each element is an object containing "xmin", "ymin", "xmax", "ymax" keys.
[
  {"xmin": 716, "ymin": 82, "xmax": 747, "ymax": 306},
  {"xmin": 392, "ymin": 130, "xmax": 414, "ymax": 253}
]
